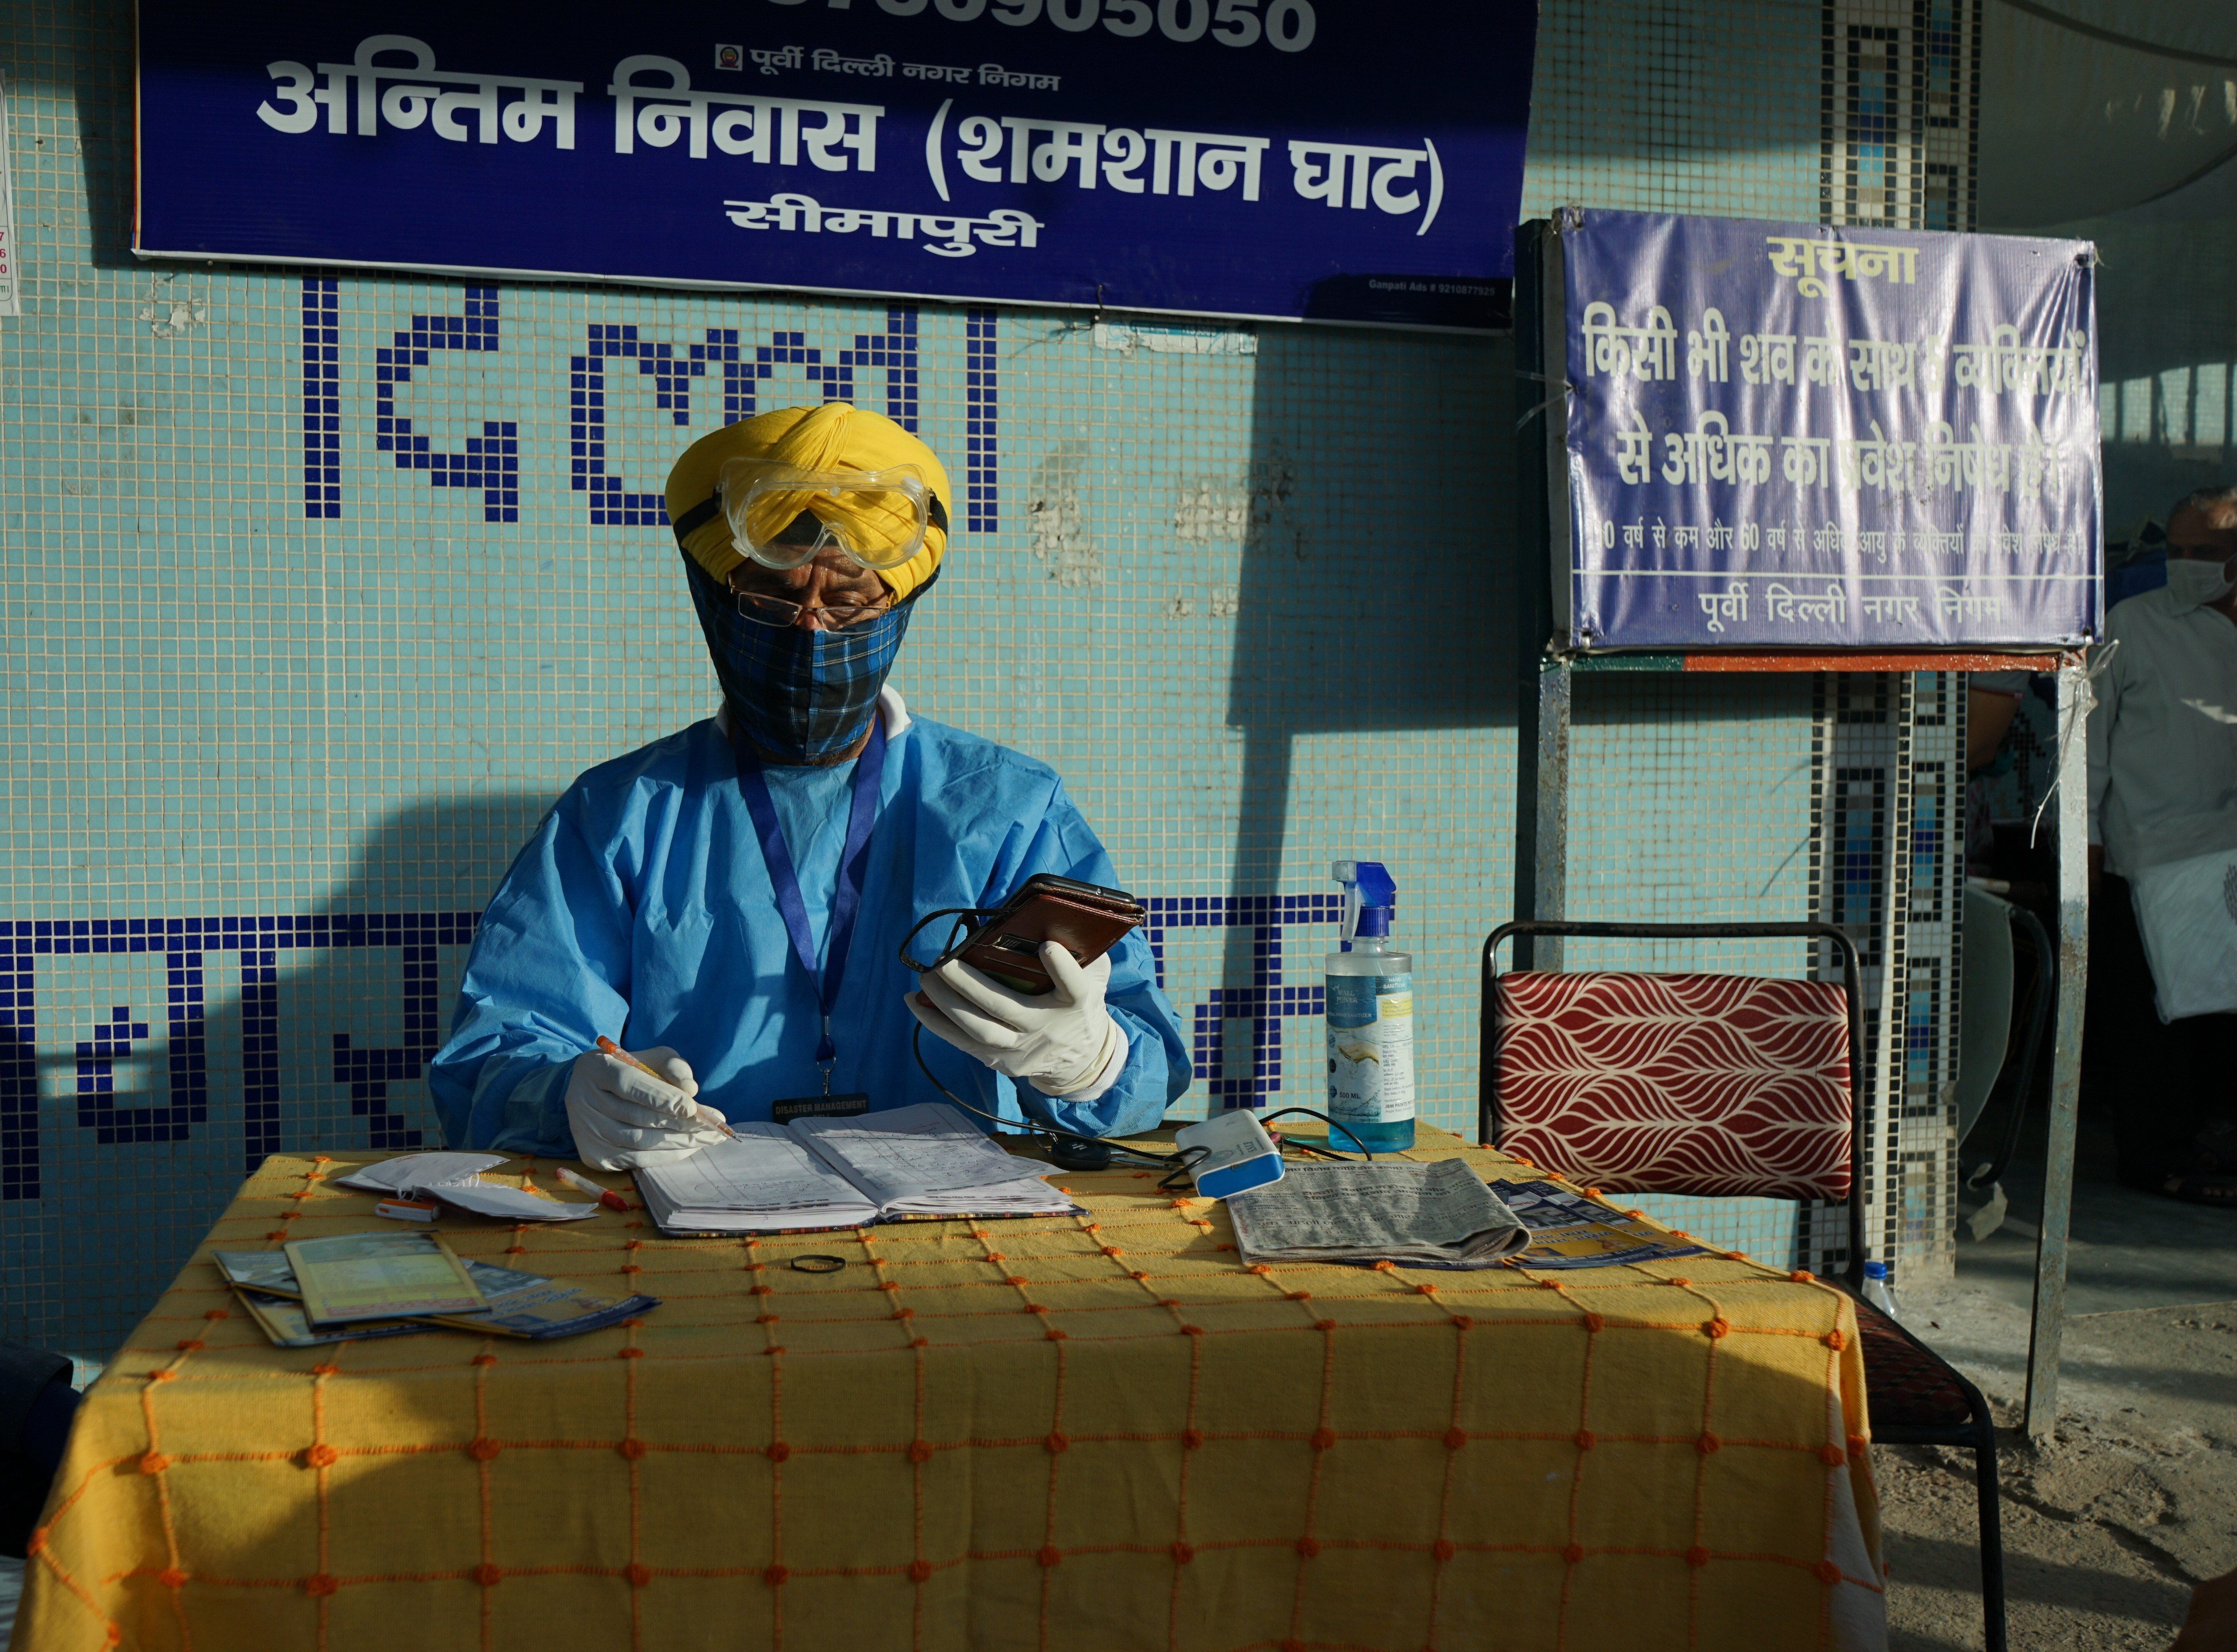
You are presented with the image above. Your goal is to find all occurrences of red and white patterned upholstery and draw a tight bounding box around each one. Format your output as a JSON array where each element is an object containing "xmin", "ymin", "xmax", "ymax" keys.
[{"xmin": 1492, "ymin": 971, "xmax": 1852, "ymax": 1200}]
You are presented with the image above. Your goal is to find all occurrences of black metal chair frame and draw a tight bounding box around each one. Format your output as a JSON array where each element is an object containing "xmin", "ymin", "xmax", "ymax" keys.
[{"xmin": 1479, "ymin": 919, "xmax": 2007, "ymax": 1652}]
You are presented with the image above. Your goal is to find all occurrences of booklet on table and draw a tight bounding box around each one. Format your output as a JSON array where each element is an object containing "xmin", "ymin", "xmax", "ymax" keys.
[
  {"xmin": 221, "ymin": 1240, "xmax": 657, "ymax": 1340},
  {"xmin": 1492, "ymin": 1180, "xmax": 1711, "ymax": 1270},
  {"xmin": 633, "ymin": 1102, "xmax": 1078, "ymax": 1235}
]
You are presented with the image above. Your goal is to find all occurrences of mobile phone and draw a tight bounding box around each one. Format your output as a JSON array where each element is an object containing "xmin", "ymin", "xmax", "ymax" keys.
[{"xmin": 954, "ymin": 874, "xmax": 1146, "ymax": 995}]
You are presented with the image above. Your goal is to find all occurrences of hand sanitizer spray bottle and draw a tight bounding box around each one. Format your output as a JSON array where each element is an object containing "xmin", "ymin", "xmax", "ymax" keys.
[{"xmin": 1325, "ymin": 860, "xmax": 1415, "ymax": 1152}]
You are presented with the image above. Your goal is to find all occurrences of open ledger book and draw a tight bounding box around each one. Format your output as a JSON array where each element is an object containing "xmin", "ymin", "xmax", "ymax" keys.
[{"xmin": 635, "ymin": 1102, "xmax": 1080, "ymax": 1235}]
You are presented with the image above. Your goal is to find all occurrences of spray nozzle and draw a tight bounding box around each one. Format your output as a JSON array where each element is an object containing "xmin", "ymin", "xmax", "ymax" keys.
[{"xmin": 1332, "ymin": 860, "xmax": 1396, "ymax": 950}]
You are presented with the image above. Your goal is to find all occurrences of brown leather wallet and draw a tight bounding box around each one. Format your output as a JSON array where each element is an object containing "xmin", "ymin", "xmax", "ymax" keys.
[{"xmin": 957, "ymin": 880, "xmax": 1144, "ymax": 995}]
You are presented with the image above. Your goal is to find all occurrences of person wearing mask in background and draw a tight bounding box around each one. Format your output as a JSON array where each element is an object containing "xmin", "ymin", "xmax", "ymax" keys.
[
  {"xmin": 429, "ymin": 405, "xmax": 1189, "ymax": 1167},
  {"xmin": 2086, "ymin": 484, "xmax": 2237, "ymax": 1207}
]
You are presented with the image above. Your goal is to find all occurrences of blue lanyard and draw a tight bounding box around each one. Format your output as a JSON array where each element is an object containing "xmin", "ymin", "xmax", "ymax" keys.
[{"xmin": 733, "ymin": 718, "xmax": 888, "ymax": 1073}]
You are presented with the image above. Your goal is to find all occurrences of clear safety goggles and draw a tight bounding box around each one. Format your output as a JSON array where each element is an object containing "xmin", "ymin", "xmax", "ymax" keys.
[{"xmin": 718, "ymin": 457, "xmax": 932, "ymax": 573}]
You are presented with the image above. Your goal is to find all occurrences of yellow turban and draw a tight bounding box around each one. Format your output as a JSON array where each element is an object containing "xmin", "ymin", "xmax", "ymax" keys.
[{"xmin": 665, "ymin": 403, "xmax": 952, "ymax": 603}]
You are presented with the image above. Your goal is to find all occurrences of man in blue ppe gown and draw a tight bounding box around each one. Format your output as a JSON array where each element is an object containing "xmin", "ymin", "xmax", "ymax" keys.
[{"xmin": 427, "ymin": 404, "xmax": 1189, "ymax": 1167}]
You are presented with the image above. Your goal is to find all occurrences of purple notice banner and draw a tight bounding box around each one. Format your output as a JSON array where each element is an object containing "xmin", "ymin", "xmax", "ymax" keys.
[
  {"xmin": 1560, "ymin": 209, "xmax": 2101, "ymax": 650},
  {"xmin": 134, "ymin": 1, "xmax": 1535, "ymax": 332}
]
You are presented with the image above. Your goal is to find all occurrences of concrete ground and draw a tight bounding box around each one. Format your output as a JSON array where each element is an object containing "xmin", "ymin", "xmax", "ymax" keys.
[{"xmin": 1879, "ymin": 1108, "xmax": 2236, "ymax": 1652}]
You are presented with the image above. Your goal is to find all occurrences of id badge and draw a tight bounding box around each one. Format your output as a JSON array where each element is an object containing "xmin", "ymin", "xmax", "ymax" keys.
[{"xmin": 770, "ymin": 1092, "xmax": 871, "ymax": 1124}]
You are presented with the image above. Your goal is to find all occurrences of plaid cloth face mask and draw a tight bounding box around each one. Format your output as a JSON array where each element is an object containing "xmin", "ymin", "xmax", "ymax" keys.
[{"xmin": 683, "ymin": 552, "xmax": 916, "ymax": 763}]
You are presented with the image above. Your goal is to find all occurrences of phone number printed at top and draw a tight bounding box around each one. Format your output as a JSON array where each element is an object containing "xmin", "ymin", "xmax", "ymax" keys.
[{"xmin": 760, "ymin": 0, "xmax": 1320, "ymax": 55}]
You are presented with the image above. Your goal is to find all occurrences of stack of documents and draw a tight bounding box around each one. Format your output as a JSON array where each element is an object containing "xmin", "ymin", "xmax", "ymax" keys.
[
  {"xmin": 333, "ymin": 1152, "xmax": 602, "ymax": 1222},
  {"xmin": 636, "ymin": 1102, "xmax": 1078, "ymax": 1235},
  {"xmin": 1225, "ymin": 1159, "xmax": 1532, "ymax": 1270},
  {"xmin": 214, "ymin": 1232, "xmax": 658, "ymax": 1347}
]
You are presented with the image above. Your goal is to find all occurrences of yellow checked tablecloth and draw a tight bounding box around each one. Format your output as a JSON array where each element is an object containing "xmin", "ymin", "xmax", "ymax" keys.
[{"xmin": 16, "ymin": 1127, "xmax": 1886, "ymax": 1652}]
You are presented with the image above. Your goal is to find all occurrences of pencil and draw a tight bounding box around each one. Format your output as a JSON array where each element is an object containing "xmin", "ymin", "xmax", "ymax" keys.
[{"xmin": 596, "ymin": 1036, "xmax": 737, "ymax": 1140}]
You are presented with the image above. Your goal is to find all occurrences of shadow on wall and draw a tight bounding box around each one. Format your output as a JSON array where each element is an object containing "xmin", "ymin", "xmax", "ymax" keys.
[
  {"xmin": 61, "ymin": 793, "xmax": 545, "ymax": 1184},
  {"xmin": 1223, "ymin": 324, "xmax": 1519, "ymax": 901},
  {"xmin": 8, "ymin": 790, "xmax": 555, "ymax": 1350},
  {"xmin": 290, "ymin": 789, "xmax": 558, "ymax": 1154},
  {"xmin": 62, "ymin": 7, "xmax": 135, "ymax": 268}
]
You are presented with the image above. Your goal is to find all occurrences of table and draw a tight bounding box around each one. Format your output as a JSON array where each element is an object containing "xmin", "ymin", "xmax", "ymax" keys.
[{"xmin": 15, "ymin": 1126, "xmax": 1886, "ymax": 1651}]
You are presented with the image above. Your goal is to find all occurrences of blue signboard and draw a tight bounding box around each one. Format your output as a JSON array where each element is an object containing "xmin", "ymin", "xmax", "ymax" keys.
[
  {"xmin": 133, "ymin": 2, "xmax": 1534, "ymax": 331},
  {"xmin": 1559, "ymin": 210, "xmax": 2100, "ymax": 649}
]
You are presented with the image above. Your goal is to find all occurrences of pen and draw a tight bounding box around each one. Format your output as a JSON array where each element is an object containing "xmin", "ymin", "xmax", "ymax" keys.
[
  {"xmin": 596, "ymin": 1036, "xmax": 737, "ymax": 1139},
  {"xmin": 553, "ymin": 1164, "xmax": 632, "ymax": 1213}
]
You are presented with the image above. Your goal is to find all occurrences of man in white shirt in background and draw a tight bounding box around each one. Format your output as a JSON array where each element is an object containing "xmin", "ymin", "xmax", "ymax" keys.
[{"xmin": 2086, "ymin": 484, "xmax": 2237, "ymax": 1207}]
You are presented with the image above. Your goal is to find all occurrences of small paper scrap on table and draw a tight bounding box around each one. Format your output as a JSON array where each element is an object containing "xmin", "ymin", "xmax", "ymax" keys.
[{"xmin": 334, "ymin": 1152, "xmax": 601, "ymax": 1222}]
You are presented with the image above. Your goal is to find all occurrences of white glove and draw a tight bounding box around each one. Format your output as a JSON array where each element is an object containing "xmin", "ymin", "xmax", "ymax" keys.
[
  {"xmin": 563, "ymin": 1045, "xmax": 730, "ymax": 1171},
  {"xmin": 906, "ymin": 943, "xmax": 1125, "ymax": 1099}
]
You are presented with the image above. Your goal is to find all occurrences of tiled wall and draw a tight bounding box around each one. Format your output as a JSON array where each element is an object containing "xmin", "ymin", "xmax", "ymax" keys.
[{"xmin": 4, "ymin": 0, "xmax": 1967, "ymax": 1354}]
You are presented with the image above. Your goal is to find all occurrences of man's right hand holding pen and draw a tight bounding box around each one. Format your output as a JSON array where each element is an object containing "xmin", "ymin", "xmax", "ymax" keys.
[{"xmin": 563, "ymin": 1038, "xmax": 733, "ymax": 1170}]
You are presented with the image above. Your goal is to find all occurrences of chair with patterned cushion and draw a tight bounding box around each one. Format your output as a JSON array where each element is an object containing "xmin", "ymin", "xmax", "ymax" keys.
[{"xmin": 1480, "ymin": 920, "xmax": 2007, "ymax": 1652}]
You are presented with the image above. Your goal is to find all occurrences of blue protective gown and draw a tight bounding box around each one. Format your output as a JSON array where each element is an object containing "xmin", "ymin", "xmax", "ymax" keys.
[{"xmin": 427, "ymin": 701, "xmax": 1190, "ymax": 1156}]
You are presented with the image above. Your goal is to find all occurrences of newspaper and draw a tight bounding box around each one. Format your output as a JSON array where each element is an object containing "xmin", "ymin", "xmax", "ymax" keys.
[
  {"xmin": 1491, "ymin": 1180, "xmax": 1710, "ymax": 1270},
  {"xmin": 1224, "ymin": 1160, "xmax": 1531, "ymax": 1269}
]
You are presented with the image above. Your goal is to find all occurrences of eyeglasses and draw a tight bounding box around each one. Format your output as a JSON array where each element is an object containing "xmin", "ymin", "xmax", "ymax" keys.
[{"xmin": 733, "ymin": 590, "xmax": 893, "ymax": 630}]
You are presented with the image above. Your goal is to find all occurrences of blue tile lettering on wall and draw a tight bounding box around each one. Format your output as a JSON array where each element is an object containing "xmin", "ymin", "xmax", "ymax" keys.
[
  {"xmin": 373, "ymin": 286, "xmax": 519, "ymax": 524},
  {"xmin": 331, "ymin": 931, "xmax": 442, "ymax": 1153},
  {"xmin": 1143, "ymin": 896, "xmax": 1341, "ymax": 1107},
  {"xmin": 300, "ymin": 278, "xmax": 340, "ymax": 519},
  {"xmin": 0, "ymin": 917, "xmax": 479, "ymax": 1197},
  {"xmin": 840, "ymin": 310, "xmax": 921, "ymax": 433},
  {"xmin": 0, "ymin": 932, "xmax": 33, "ymax": 1198},
  {"xmin": 573, "ymin": 315, "xmax": 922, "ymax": 528},
  {"xmin": 576, "ymin": 324, "xmax": 762, "ymax": 527},
  {"xmin": 75, "ymin": 996, "xmax": 204, "ymax": 1147},
  {"xmin": 964, "ymin": 309, "xmax": 998, "ymax": 531},
  {"xmin": 0, "ymin": 897, "xmax": 1352, "ymax": 1201}
]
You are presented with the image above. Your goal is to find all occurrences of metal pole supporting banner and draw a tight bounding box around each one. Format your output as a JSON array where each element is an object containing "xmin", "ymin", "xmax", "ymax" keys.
[
  {"xmin": 2024, "ymin": 660, "xmax": 2090, "ymax": 1437},
  {"xmin": 1512, "ymin": 218, "xmax": 1569, "ymax": 977}
]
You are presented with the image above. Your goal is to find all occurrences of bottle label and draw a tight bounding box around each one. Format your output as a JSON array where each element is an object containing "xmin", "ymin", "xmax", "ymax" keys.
[{"xmin": 1325, "ymin": 971, "xmax": 1416, "ymax": 1125}]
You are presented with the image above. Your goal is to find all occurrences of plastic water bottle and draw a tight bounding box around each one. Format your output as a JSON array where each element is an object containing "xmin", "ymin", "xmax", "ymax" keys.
[
  {"xmin": 1325, "ymin": 860, "xmax": 1415, "ymax": 1153},
  {"xmin": 1862, "ymin": 1260, "xmax": 1900, "ymax": 1322}
]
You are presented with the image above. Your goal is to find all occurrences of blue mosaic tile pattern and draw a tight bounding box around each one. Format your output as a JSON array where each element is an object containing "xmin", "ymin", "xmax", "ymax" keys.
[
  {"xmin": 1145, "ymin": 895, "xmax": 1344, "ymax": 1105},
  {"xmin": 300, "ymin": 278, "xmax": 340, "ymax": 519},
  {"xmin": 964, "ymin": 309, "xmax": 999, "ymax": 532},
  {"xmin": 374, "ymin": 286, "xmax": 517, "ymax": 524}
]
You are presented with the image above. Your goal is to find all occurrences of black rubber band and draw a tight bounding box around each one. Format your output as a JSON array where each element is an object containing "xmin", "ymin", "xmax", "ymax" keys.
[{"xmin": 789, "ymin": 1254, "xmax": 848, "ymax": 1275}]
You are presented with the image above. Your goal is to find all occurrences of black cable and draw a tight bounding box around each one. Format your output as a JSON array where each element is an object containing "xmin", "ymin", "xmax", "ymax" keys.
[
  {"xmin": 1253, "ymin": 1107, "xmax": 1374, "ymax": 1161},
  {"xmin": 905, "ymin": 907, "xmax": 1180, "ymax": 1174},
  {"xmin": 897, "ymin": 906, "xmax": 992, "ymax": 974},
  {"xmin": 910, "ymin": 1022, "xmax": 1183, "ymax": 1174}
]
